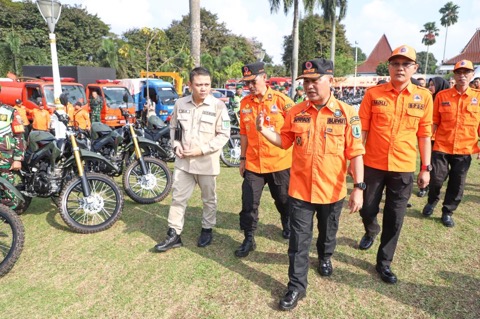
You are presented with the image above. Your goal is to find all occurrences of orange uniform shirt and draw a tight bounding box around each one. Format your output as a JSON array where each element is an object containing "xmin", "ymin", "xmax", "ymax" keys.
[
  {"xmin": 280, "ymin": 98, "xmax": 365, "ymax": 204},
  {"xmin": 14, "ymin": 105, "xmax": 29, "ymax": 126},
  {"xmin": 66, "ymin": 103, "xmax": 75, "ymax": 126},
  {"xmin": 239, "ymin": 86, "xmax": 294, "ymax": 173},
  {"xmin": 74, "ymin": 108, "xmax": 91, "ymax": 130},
  {"xmin": 32, "ymin": 108, "xmax": 51, "ymax": 131},
  {"xmin": 433, "ymin": 87, "xmax": 480, "ymax": 155},
  {"xmin": 359, "ymin": 82, "xmax": 433, "ymax": 172}
]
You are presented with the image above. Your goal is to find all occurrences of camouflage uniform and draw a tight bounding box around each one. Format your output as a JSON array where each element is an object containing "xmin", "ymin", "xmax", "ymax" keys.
[
  {"xmin": 0, "ymin": 103, "xmax": 26, "ymax": 206},
  {"xmin": 89, "ymin": 96, "xmax": 103, "ymax": 123}
]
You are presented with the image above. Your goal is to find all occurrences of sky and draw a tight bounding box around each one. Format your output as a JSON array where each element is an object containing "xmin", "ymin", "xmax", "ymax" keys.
[{"xmin": 53, "ymin": 0, "xmax": 478, "ymax": 66}]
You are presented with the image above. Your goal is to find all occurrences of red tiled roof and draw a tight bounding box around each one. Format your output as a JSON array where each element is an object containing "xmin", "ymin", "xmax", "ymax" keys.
[
  {"xmin": 357, "ymin": 34, "xmax": 393, "ymax": 73},
  {"xmin": 443, "ymin": 28, "xmax": 480, "ymax": 64}
]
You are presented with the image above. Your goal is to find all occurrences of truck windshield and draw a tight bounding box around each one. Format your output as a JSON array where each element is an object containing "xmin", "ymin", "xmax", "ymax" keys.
[
  {"xmin": 157, "ymin": 87, "xmax": 178, "ymax": 105},
  {"xmin": 44, "ymin": 84, "xmax": 87, "ymax": 106},
  {"xmin": 103, "ymin": 87, "xmax": 134, "ymax": 109}
]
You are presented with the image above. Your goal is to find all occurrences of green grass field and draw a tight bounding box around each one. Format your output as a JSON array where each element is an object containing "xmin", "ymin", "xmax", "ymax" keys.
[{"xmin": 1, "ymin": 160, "xmax": 479, "ymax": 318}]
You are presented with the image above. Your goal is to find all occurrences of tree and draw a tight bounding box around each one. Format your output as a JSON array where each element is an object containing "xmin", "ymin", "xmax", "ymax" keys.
[
  {"xmin": 420, "ymin": 22, "xmax": 439, "ymax": 77},
  {"xmin": 416, "ymin": 51, "xmax": 438, "ymax": 75},
  {"xmin": 319, "ymin": 0, "xmax": 348, "ymax": 68},
  {"xmin": 439, "ymin": 2, "xmax": 459, "ymax": 62},
  {"xmin": 269, "ymin": 0, "xmax": 319, "ymax": 94},
  {"xmin": 189, "ymin": 0, "xmax": 201, "ymax": 67},
  {"xmin": 376, "ymin": 62, "xmax": 389, "ymax": 76}
]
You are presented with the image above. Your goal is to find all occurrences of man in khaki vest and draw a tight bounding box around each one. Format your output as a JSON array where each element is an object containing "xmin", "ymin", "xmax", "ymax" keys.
[{"xmin": 154, "ymin": 67, "xmax": 230, "ymax": 252}]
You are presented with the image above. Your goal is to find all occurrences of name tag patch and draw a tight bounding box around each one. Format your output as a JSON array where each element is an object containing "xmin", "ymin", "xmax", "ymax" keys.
[
  {"xmin": 373, "ymin": 100, "xmax": 387, "ymax": 106},
  {"xmin": 408, "ymin": 103, "xmax": 425, "ymax": 110},
  {"xmin": 327, "ymin": 118, "xmax": 346, "ymax": 125},
  {"xmin": 293, "ymin": 116, "xmax": 311, "ymax": 123}
]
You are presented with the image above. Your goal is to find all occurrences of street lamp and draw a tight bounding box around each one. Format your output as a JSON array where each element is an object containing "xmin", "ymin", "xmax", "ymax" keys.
[
  {"xmin": 353, "ymin": 41, "xmax": 358, "ymax": 96},
  {"xmin": 253, "ymin": 48, "xmax": 265, "ymax": 62},
  {"xmin": 36, "ymin": 0, "xmax": 62, "ymax": 106}
]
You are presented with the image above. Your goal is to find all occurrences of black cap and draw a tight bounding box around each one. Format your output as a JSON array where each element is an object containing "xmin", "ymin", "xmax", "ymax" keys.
[
  {"xmin": 296, "ymin": 58, "xmax": 334, "ymax": 80},
  {"xmin": 241, "ymin": 62, "xmax": 266, "ymax": 81},
  {"xmin": 15, "ymin": 99, "xmax": 21, "ymax": 104}
]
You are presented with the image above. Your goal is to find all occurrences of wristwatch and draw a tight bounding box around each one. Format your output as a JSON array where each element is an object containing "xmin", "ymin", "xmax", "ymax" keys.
[
  {"xmin": 240, "ymin": 156, "xmax": 246, "ymax": 161},
  {"xmin": 421, "ymin": 164, "xmax": 432, "ymax": 172},
  {"xmin": 353, "ymin": 182, "xmax": 367, "ymax": 190}
]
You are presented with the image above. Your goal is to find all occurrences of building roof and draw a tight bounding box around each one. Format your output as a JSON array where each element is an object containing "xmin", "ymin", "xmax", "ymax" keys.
[
  {"xmin": 357, "ymin": 34, "xmax": 393, "ymax": 74},
  {"xmin": 443, "ymin": 28, "xmax": 480, "ymax": 65}
]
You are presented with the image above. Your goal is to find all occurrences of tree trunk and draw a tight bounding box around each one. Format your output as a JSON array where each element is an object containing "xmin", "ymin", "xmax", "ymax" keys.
[
  {"xmin": 190, "ymin": 0, "xmax": 201, "ymax": 67},
  {"xmin": 424, "ymin": 46, "xmax": 430, "ymax": 78},
  {"xmin": 290, "ymin": 0, "xmax": 299, "ymax": 98},
  {"xmin": 442, "ymin": 26, "xmax": 449, "ymax": 63},
  {"xmin": 330, "ymin": 14, "xmax": 336, "ymax": 67}
]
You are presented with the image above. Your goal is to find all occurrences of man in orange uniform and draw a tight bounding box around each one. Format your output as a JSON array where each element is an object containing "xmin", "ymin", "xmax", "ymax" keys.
[
  {"xmin": 31, "ymin": 102, "xmax": 51, "ymax": 131},
  {"xmin": 14, "ymin": 99, "xmax": 30, "ymax": 137},
  {"xmin": 422, "ymin": 60, "xmax": 480, "ymax": 227},
  {"xmin": 235, "ymin": 61, "xmax": 294, "ymax": 258},
  {"xmin": 358, "ymin": 45, "xmax": 433, "ymax": 284},
  {"xmin": 73, "ymin": 102, "xmax": 91, "ymax": 130},
  {"xmin": 257, "ymin": 58, "xmax": 365, "ymax": 310}
]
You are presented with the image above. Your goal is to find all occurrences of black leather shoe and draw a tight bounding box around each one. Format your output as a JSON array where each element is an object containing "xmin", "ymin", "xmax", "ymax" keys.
[
  {"xmin": 441, "ymin": 213, "xmax": 455, "ymax": 227},
  {"xmin": 422, "ymin": 203, "xmax": 435, "ymax": 216},
  {"xmin": 279, "ymin": 290, "xmax": 306, "ymax": 311},
  {"xmin": 197, "ymin": 228, "xmax": 213, "ymax": 247},
  {"xmin": 154, "ymin": 228, "xmax": 182, "ymax": 252},
  {"xmin": 358, "ymin": 234, "xmax": 375, "ymax": 250},
  {"xmin": 406, "ymin": 202, "xmax": 413, "ymax": 208},
  {"xmin": 376, "ymin": 264, "xmax": 397, "ymax": 284},
  {"xmin": 234, "ymin": 231, "xmax": 256, "ymax": 257},
  {"xmin": 318, "ymin": 259, "xmax": 333, "ymax": 277}
]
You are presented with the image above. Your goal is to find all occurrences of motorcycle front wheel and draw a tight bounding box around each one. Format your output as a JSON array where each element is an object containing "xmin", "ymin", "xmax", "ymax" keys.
[
  {"xmin": 123, "ymin": 156, "xmax": 172, "ymax": 204},
  {"xmin": 58, "ymin": 173, "xmax": 124, "ymax": 234},
  {"xmin": 0, "ymin": 204, "xmax": 25, "ymax": 277},
  {"xmin": 220, "ymin": 134, "xmax": 241, "ymax": 167}
]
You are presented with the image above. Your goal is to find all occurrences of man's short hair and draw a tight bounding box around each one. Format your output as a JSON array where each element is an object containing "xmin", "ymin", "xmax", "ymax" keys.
[{"xmin": 189, "ymin": 67, "xmax": 211, "ymax": 82}]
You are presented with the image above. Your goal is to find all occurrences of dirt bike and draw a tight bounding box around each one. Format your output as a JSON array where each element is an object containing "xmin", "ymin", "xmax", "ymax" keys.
[
  {"xmin": 0, "ymin": 177, "xmax": 25, "ymax": 277},
  {"xmin": 220, "ymin": 109, "xmax": 241, "ymax": 167},
  {"xmin": 14, "ymin": 111, "xmax": 124, "ymax": 233},
  {"xmin": 87, "ymin": 108, "xmax": 173, "ymax": 204},
  {"xmin": 135, "ymin": 115, "xmax": 175, "ymax": 162}
]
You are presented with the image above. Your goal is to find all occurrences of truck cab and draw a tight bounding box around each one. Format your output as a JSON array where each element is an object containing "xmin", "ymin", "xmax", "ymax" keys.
[
  {"xmin": 118, "ymin": 78, "xmax": 179, "ymax": 122},
  {"xmin": 0, "ymin": 76, "xmax": 86, "ymax": 118},
  {"xmin": 86, "ymin": 80, "xmax": 136, "ymax": 127}
]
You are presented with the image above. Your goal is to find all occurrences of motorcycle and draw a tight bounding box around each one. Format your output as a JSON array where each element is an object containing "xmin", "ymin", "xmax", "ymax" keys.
[
  {"xmin": 136, "ymin": 115, "xmax": 175, "ymax": 162},
  {"xmin": 220, "ymin": 109, "xmax": 241, "ymax": 167},
  {"xmin": 87, "ymin": 108, "xmax": 173, "ymax": 204},
  {"xmin": 14, "ymin": 111, "xmax": 124, "ymax": 234},
  {"xmin": 0, "ymin": 177, "xmax": 25, "ymax": 277}
]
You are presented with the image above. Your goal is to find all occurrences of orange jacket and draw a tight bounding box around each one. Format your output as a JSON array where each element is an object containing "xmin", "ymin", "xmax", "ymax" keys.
[
  {"xmin": 280, "ymin": 98, "xmax": 365, "ymax": 204},
  {"xmin": 31, "ymin": 108, "xmax": 51, "ymax": 131},
  {"xmin": 74, "ymin": 108, "xmax": 91, "ymax": 130},
  {"xmin": 239, "ymin": 86, "xmax": 294, "ymax": 173},
  {"xmin": 14, "ymin": 105, "xmax": 29, "ymax": 126},
  {"xmin": 433, "ymin": 87, "xmax": 480, "ymax": 155},
  {"xmin": 359, "ymin": 82, "xmax": 433, "ymax": 172}
]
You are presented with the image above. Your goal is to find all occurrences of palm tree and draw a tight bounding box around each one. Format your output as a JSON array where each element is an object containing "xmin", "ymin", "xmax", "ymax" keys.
[
  {"xmin": 439, "ymin": 2, "xmax": 460, "ymax": 62},
  {"xmin": 269, "ymin": 0, "xmax": 318, "ymax": 96},
  {"xmin": 190, "ymin": 0, "xmax": 201, "ymax": 67},
  {"xmin": 420, "ymin": 22, "xmax": 439, "ymax": 77},
  {"xmin": 319, "ymin": 0, "xmax": 347, "ymax": 68}
]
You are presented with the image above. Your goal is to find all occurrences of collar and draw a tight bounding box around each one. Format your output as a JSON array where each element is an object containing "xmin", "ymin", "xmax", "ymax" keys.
[
  {"xmin": 303, "ymin": 94, "xmax": 335, "ymax": 112},
  {"xmin": 186, "ymin": 94, "xmax": 214, "ymax": 107},
  {"xmin": 384, "ymin": 81, "xmax": 415, "ymax": 94}
]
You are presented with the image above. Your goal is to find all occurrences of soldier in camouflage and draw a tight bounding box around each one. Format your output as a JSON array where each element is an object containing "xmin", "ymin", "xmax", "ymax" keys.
[
  {"xmin": 0, "ymin": 86, "xmax": 26, "ymax": 207},
  {"xmin": 89, "ymin": 91, "xmax": 103, "ymax": 123}
]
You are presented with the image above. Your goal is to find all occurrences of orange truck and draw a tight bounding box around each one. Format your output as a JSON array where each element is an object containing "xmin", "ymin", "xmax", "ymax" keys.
[
  {"xmin": 0, "ymin": 75, "xmax": 87, "ymax": 118},
  {"xmin": 85, "ymin": 80, "xmax": 136, "ymax": 127}
]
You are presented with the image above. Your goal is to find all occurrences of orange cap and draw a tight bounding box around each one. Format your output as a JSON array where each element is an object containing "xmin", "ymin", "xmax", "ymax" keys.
[
  {"xmin": 453, "ymin": 60, "xmax": 474, "ymax": 71},
  {"xmin": 389, "ymin": 45, "xmax": 416, "ymax": 62}
]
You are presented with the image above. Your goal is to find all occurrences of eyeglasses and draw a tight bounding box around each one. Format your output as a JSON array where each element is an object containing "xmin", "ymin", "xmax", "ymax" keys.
[
  {"xmin": 453, "ymin": 70, "xmax": 473, "ymax": 76},
  {"xmin": 389, "ymin": 62, "xmax": 416, "ymax": 69}
]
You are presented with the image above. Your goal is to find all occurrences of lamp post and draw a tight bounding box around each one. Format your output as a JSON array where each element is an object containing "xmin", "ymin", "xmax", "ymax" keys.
[
  {"xmin": 253, "ymin": 48, "xmax": 265, "ymax": 62},
  {"xmin": 36, "ymin": 0, "xmax": 62, "ymax": 106},
  {"xmin": 353, "ymin": 41, "xmax": 358, "ymax": 96}
]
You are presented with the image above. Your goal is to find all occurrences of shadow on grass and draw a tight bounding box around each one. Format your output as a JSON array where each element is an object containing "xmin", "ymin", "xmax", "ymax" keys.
[{"xmin": 332, "ymin": 251, "xmax": 480, "ymax": 317}]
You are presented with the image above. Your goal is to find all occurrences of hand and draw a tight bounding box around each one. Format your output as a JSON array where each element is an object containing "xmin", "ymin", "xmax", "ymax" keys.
[
  {"xmin": 10, "ymin": 160, "xmax": 22, "ymax": 171},
  {"xmin": 183, "ymin": 147, "xmax": 202, "ymax": 157},
  {"xmin": 175, "ymin": 145, "xmax": 184, "ymax": 159},
  {"xmin": 239, "ymin": 160, "xmax": 246, "ymax": 177},
  {"xmin": 256, "ymin": 111, "xmax": 264, "ymax": 132},
  {"xmin": 348, "ymin": 188, "xmax": 363, "ymax": 214},
  {"xmin": 417, "ymin": 171, "xmax": 430, "ymax": 189}
]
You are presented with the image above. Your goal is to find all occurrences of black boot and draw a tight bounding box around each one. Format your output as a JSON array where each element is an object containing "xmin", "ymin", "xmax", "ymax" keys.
[
  {"xmin": 154, "ymin": 228, "xmax": 183, "ymax": 252},
  {"xmin": 234, "ymin": 230, "xmax": 256, "ymax": 257}
]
